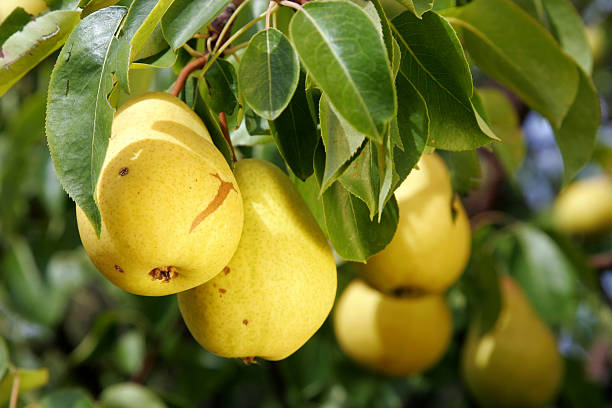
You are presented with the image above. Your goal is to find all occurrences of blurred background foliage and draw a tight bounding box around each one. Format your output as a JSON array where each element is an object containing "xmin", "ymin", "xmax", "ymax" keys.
[{"xmin": 1, "ymin": 0, "xmax": 612, "ymax": 407}]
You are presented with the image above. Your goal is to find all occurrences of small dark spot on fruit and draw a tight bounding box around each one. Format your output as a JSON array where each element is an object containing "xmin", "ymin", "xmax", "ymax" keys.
[
  {"xmin": 149, "ymin": 266, "xmax": 178, "ymax": 283},
  {"xmin": 219, "ymin": 288, "xmax": 226, "ymax": 294},
  {"xmin": 223, "ymin": 266, "xmax": 230, "ymax": 275},
  {"xmin": 242, "ymin": 319, "xmax": 248, "ymax": 325},
  {"xmin": 114, "ymin": 264, "xmax": 124, "ymax": 273},
  {"xmin": 119, "ymin": 167, "xmax": 129, "ymax": 176}
]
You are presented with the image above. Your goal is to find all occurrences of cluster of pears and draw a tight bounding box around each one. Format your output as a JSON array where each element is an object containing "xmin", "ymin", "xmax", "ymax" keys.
[
  {"xmin": 77, "ymin": 93, "xmax": 337, "ymax": 361},
  {"xmin": 334, "ymin": 153, "xmax": 472, "ymax": 376},
  {"xmin": 462, "ymin": 275, "xmax": 564, "ymax": 407}
]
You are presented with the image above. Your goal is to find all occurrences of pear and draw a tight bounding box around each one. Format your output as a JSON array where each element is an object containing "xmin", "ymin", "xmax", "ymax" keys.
[
  {"xmin": 0, "ymin": 0, "xmax": 46, "ymax": 21},
  {"xmin": 178, "ymin": 159, "xmax": 337, "ymax": 361},
  {"xmin": 553, "ymin": 176, "xmax": 612, "ymax": 235},
  {"xmin": 77, "ymin": 92, "xmax": 243, "ymax": 296},
  {"xmin": 334, "ymin": 279, "xmax": 452, "ymax": 376},
  {"xmin": 462, "ymin": 275, "xmax": 564, "ymax": 408},
  {"xmin": 360, "ymin": 153, "xmax": 471, "ymax": 294}
]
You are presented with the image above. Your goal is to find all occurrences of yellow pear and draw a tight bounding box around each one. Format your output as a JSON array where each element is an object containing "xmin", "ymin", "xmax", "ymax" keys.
[
  {"xmin": 334, "ymin": 279, "xmax": 452, "ymax": 376},
  {"xmin": 553, "ymin": 176, "xmax": 612, "ymax": 234},
  {"xmin": 360, "ymin": 153, "xmax": 471, "ymax": 294},
  {"xmin": 77, "ymin": 92, "xmax": 243, "ymax": 296},
  {"xmin": 178, "ymin": 159, "xmax": 337, "ymax": 361},
  {"xmin": 462, "ymin": 275, "xmax": 564, "ymax": 408},
  {"xmin": 0, "ymin": 0, "xmax": 46, "ymax": 21}
]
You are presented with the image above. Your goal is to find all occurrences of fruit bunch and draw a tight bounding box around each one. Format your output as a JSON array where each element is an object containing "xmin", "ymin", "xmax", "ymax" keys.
[
  {"xmin": 77, "ymin": 93, "xmax": 337, "ymax": 361},
  {"xmin": 333, "ymin": 153, "xmax": 471, "ymax": 375}
]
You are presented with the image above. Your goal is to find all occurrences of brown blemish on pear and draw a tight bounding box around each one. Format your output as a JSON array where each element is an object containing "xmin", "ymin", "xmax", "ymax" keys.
[
  {"xmin": 190, "ymin": 173, "xmax": 237, "ymax": 233},
  {"xmin": 242, "ymin": 319, "xmax": 249, "ymax": 326},
  {"xmin": 149, "ymin": 266, "xmax": 179, "ymax": 282},
  {"xmin": 119, "ymin": 167, "xmax": 129, "ymax": 176},
  {"xmin": 114, "ymin": 264, "xmax": 124, "ymax": 273},
  {"xmin": 223, "ymin": 266, "xmax": 230, "ymax": 275}
]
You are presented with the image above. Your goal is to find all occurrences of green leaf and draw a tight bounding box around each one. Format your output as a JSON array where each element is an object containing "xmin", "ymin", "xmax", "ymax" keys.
[
  {"xmin": 554, "ymin": 68, "xmax": 601, "ymax": 183},
  {"xmin": 133, "ymin": 46, "xmax": 176, "ymax": 68},
  {"xmin": 338, "ymin": 141, "xmax": 380, "ymax": 218},
  {"xmin": 0, "ymin": 10, "xmax": 81, "ymax": 97},
  {"xmin": 161, "ymin": 0, "xmax": 232, "ymax": 50},
  {"xmin": 477, "ymin": 88, "xmax": 525, "ymax": 177},
  {"xmin": 239, "ymin": 28, "xmax": 299, "ymax": 120},
  {"xmin": 511, "ymin": 223, "xmax": 579, "ymax": 326},
  {"xmin": 289, "ymin": 0, "xmax": 396, "ymax": 141},
  {"xmin": 395, "ymin": 0, "xmax": 432, "ymax": 18},
  {"xmin": 0, "ymin": 367, "xmax": 49, "ymax": 405},
  {"xmin": 114, "ymin": 331, "xmax": 146, "ymax": 376},
  {"xmin": 449, "ymin": 0, "xmax": 579, "ymax": 129},
  {"xmin": 201, "ymin": 58, "xmax": 239, "ymax": 116},
  {"xmin": 0, "ymin": 7, "xmax": 32, "ymax": 46},
  {"xmin": 115, "ymin": 0, "xmax": 174, "ymax": 92},
  {"xmin": 46, "ymin": 6, "xmax": 127, "ymax": 235},
  {"xmin": 101, "ymin": 383, "xmax": 167, "ymax": 408},
  {"xmin": 542, "ymin": 0, "xmax": 592, "ymax": 74},
  {"xmin": 438, "ymin": 149, "xmax": 481, "ymax": 195},
  {"xmin": 40, "ymin": 389, "xmax": 96, "ymax": 408},
  {"xmin": 0, "ymin": 337, "xmax": 7, "ymax": 381},
  {"xmin": 319, "ymin": 95, "xmax": 366, "ymax": 193},
  {"xmin": 81, "ymin": 0, "xmax": 120, "ymax": 17},
  {"xmin": 269, "ymin": 74, "xmax": 318, "ymax": 180},
  {"xmin": 392, "ymin": 11, "xmax": 497, "ymax": 150}
]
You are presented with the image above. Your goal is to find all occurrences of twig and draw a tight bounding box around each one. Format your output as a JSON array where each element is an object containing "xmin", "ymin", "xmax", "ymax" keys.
[
  {"xmin": 589, "ymin": 253, "xmax": 612, "ymax": 270},
  {"xmin": 265, "ymin": 0, "xmax": 276, "ymax": 30},
  {"xmin": 280, "ymin": 0, "xmax": 302, "ymax": 10},
  {"xmin": 223, "ymin": 42, "xmax": 249, "ymax": 55},
  {"xmin": 218, "ymin": 112, "xmax": 236, "ymax": 163},
  {"xmin": 171, "ymin": 53, "xmax": 209, "ymax": 97},
  {"xmin": 9, "ymin": 371, "xmax": 19, "ymax": 408}
]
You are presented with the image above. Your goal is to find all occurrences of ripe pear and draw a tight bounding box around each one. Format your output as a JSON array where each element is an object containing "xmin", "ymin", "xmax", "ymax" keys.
[
  {"xmin": 462, "ymin": 275, "xmax": 563, "ymax": 408},
  {"xmin": 0, "ymin": 0, "xmax": 46, "ymax": 21},
  {"xmin": 334, "ymin": 279, "xmax": 452, "ymax": 376},
  {"xmin": 178, "ymin": 159, "xmax": 337, "ymax": 361},
  {"xmin": 77, "ymin": 92, "xmax": 243, "ymax": 296},
  {"xmin": 360, "ymin": 153, "xmax": 471, "ymax": 294},
  {"xmin": 553, "ymin": 176, "xmax": 612, "ymax": 235}
]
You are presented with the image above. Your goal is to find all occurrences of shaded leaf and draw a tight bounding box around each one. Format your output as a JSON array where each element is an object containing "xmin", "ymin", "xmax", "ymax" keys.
[
  {"xmin": 438, "ymin": 149, "xmax": 481, "ymax": 195},
  {"xmin": 0, "ymin": 337, "xmax": 7, "ymax": 381},
  {"xmin": 201, "ymin": 58, "xmax": 239, "ymax": 116},
  {"xmin": 449, "ymin": 0, "xmax": 579, "ymax": 128},
  {"xmin": 40, "ymin": 389, "xmax": 96, "ymax": 408},
  {"xmin": 0, "ymin": 367, "xmax": 49, "ymax": 405},
  {"xmin": 339, "ymin": 141, "xmax": 380, "ymax": 217},
  {"xmin": 0, "ymin": 7, "xmax": 32, "ymax": 46},
  {"xmin": 162, "ymin": 0, "xmax": 232, "ymax": 50},
  {"xmin": 240, "ymin": 28, "xmax": 299, "ymax": 120},
  {"xmin": 290, "ymin": 1, "xmax": 395, "ymax": 141},
  {"xmin": 269, "ymin": 74, "xmax": 318, "ymax": 180},
  {"xmin": 395, "ymin": 0, "xmax": 432, "ymax": 18},
  {"xmin": 101, "ymin": 383, "xmax": 167, "ymax": 408},
  {"xmin": 0, "ymin": 10, "xmax": 81, "ymax": 97},
  {"xmin": 46, "ymin": 7, "xmax": 126, "ymax": 235},
  {"xmin": 392, "ymin": 11, "xmax": 497, "ymax": 150},
  {"xmin": 114, "ymin": 331, "xmax": 146, "ymax": 376}
]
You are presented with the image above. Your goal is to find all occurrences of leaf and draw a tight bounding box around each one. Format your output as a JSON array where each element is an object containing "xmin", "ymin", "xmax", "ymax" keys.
[
  {"xmin": 81, "ymin": 0, "xmax": 120, "ymax": 17},
  {"xmin": 338, "ymin": 141, "xmax": 380, "ymax": 217},
  {"xmin": 46, "ymin": 6, "xmax": 127, "ymax": 235},
  {"xmin": 201, "ymin": 58, "xmax": 239, "ymax": 116},
  {"xmin": 0, "ymin": 367, "xmax": 49, "ymax": 405},
  {"xmin": 319, "ymin": 95, "xmax": 366, "ymax": 193},
  {"xmin": 542, "ymin": 0, "xmax": 592, "ymax": 74},
  {"xmin": 511, "ymin": 223, "xmax": 579, "ymax": 326},
  {"xmin": 395, "ymin": 0, "xmax": 432, "ymax": 18},
  {"xmin": 289, "ymin": 0, "xmax": 395, "ymax": 141},
  {"xmin": 477, "ymin": 87, "xmax": 525, "ymax": 177},
  {"xmin": 391, "ymin": 11, "xmax": 497, "ymax": 150},
  {"xmin": 269, "ymin": 74, "xmax": 318, "ymax": 180},
  {"xmin": 40, "ymin": 389, "xmax": 96, "ymax": 408},
  {"xmin": 0, "ymin": 10, "xmax": 81, "ymax": 97},
  {"xmin": 449, "ymin": 0, "xmax": 579, "ymax": 129},
  {"xmin": 115, "ymin": 0, "xmax": 174, "ymax": 92},
  {"xmin": 114, "ymin": 331, "xmax": 146, "ymax": 376},
  {"xmin": 161, "ymin": 0, "xmax": 232, "ymax": 50},
  {"xmin": 438, "ymin": 149, "xmax": 481, "ymax": 195},
  {"xmin": 239, "ymin": 28, "xmax": 299, "ymax": 120},
  {"xmin": 0, "ymin": 337, "xmax": 7, "ymax": 381},
  {"xmin": 101, "ymin": 383, "xmax": 167, "ymax": 408},
  {"xmin": 0, "ymin": 7, "xmax": 32, "ymax": 46},
  {"xmin": 554, "ymin": 69, "xmax": 601, "ymax": 184}
]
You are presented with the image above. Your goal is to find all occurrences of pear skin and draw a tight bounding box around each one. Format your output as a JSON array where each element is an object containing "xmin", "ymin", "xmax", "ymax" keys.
[
  {"xmin": 360, "ymin": 153, "xmax": 471, "ymax": 294},
  {"xmin": 178, "ymin": 159, "xmax": 337, "ymax": 361},
  {"xmin": 333, "ymin": 279, "xmax": 452, "ymax": 376},
  {"xmin": 0, "ymin": 0, "xmax": 47, "ymax": 21},
  {"xmin": 462, "ymin": 275, "xmax": 564, "ymax": 408},
  {"xmin": 77, "ymin": 93, "xmax": 243, "ymax": 296},
  {"xmin": 553, "ymin": 176, "xmax": 612, "ymax": 235}
]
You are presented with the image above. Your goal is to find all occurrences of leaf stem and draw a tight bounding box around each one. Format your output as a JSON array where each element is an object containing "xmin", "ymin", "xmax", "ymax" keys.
[
  {"xmin": 218, "ymin": 112, "xmax": 237, "ymax": 163},
  {"xmin": 223, "ymin": 41, "xmax": 249, "ymax": 55},
  {"xmin": 213, "ymin": 0, "xmax": 253, "ymax": 55},
  {"xmin": 9, "ymin": 370, "xmax": 19, "ymax": 408},
  {"xmin": 279, "ymin": 0, "xmax": 302, "ymax": 11},
  {"xmin": 265, "ymin": 0, "xmax": 276, "ymax": 30}
]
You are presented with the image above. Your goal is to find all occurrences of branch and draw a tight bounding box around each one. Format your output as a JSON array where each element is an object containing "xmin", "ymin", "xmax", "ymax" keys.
[
  {"xmin": 171, "ymin": 53, "xmax": 209, "ymax": 97},
  {"xmin": 589, "ymin": 253, "xmax": 612, "ymax": 270}
]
